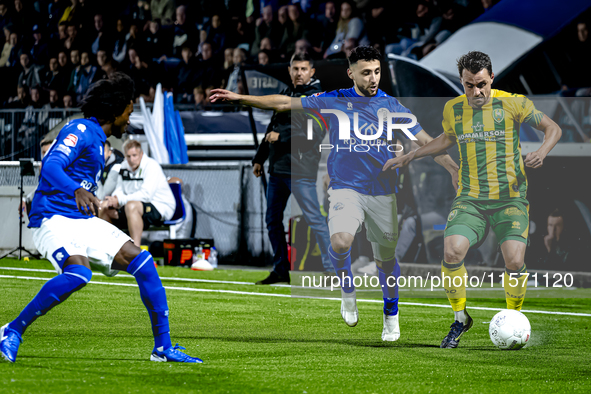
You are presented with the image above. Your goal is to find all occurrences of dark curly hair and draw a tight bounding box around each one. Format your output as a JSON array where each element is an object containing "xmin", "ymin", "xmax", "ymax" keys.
[
  {"xmin": 79, "ymin": 72, "xmax": 135, "ymax": 123},
  {"xmin": 347, "ymin": 45, "xmax": 381, "ymax": 66},
  {"xmin": 456, "ymin": 51, "xmax": 493, "ymax": 78}
]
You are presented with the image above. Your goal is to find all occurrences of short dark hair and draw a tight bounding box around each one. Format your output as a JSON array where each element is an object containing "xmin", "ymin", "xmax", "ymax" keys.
[
  {"xmin": 457, "ymin": 51, "xmax": 493, "ymax": 78},
  {"xmin": 80, "ymin": 72, "xmax": 135, "ymax": 122},
  {"xmin": 347, "ymin": 45, "xmax": 381, "ymax": 66},
  {"xmin": 550, "ymin": 209, "xmax": 563, "ymax": 218},
  {"xmin": 290, "ymin": 51, "xmax": 313, "ymax": 67}
]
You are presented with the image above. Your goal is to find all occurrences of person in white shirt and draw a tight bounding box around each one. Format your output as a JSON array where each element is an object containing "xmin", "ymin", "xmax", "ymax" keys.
[{"xmin": 99, "ymin": 139, "xmax": 176, "ymax": 246}]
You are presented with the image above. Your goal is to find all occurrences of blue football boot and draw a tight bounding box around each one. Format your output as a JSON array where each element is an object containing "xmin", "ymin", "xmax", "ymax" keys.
[
  {"xmin": 0, "ymin": 324, "xmax": 23, "ymax": 363},
  {"xmin": 440, "ymin": 311, "xmax": 473, "ymax": 349},
  {"xmin": 150, "ymin": 344, "xmax": 203, "ymax": 363}
]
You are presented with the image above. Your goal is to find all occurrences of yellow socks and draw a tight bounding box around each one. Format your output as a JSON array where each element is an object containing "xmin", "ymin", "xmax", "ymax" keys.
[
  {"xmin": 441, "ymin": 260, "xmax": 467, "ymax": 312},
  {"xmin": 504, "ymin": 264, "xmax": 528, "ymax": 311}
]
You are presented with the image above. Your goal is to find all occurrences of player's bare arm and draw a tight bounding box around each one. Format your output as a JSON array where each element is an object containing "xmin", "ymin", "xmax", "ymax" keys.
[
  {"xmin": 524, "ymin": 114, "xmax": 562, "ymax": 169},
  {"xmin": 209, "ymin": 89, "xmax": 303, "ymax": 112},
  {"xmin": 413, "ymin": 129, "xmax": 460, "ymax": 190},
  {"xmin": 382, "ymin": 132, "xmax": 456, "ymax": 172}
]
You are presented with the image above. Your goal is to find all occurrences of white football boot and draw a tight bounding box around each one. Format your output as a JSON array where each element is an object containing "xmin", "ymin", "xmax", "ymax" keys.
[
  {"xmin": 382, "ymin": 313, "xmax": 400, "ymax": 341},
  {"xmin": 340, "ymin": 288, "xmax": 358, "ymax": 327}
]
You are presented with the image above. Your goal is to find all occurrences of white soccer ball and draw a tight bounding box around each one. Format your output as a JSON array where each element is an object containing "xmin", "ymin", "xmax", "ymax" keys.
[
  {"xmin": 191, "ymin": 259, "xmax": 213, "ymax": 271},
  {"xmin": 489, "ymin": 309, "xmax": 531, "ymax": 350}
]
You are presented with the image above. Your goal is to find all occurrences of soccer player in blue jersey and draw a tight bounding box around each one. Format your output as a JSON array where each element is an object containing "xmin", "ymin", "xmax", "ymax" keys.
[
  {"xmin": 0, "ymin": 74, "xmax": 201, "ymax": 363},
  {"xmin": 211, "ymin": 47, "xmax": 459, "ymax": 341}
]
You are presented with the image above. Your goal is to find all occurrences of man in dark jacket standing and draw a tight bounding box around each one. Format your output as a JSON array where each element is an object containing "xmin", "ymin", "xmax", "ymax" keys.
[{"xmin": 253, "ymin": 52, "xmax": 333, "ymax": 284}]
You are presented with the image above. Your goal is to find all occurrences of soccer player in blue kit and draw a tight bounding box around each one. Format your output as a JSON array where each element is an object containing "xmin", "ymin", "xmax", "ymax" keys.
[
  {"xmin": 211, "ymin": 47, "xmax": 459, "ymax": 341},
  {"xmin": 1, "ymin": 74, "xmax": 201, "ymax": 363}
]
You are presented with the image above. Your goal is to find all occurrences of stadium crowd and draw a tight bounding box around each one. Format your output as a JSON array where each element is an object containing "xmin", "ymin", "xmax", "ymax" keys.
[{"xmin": 0, "ymin": 0, "xmax": 500, "ymax": 109}]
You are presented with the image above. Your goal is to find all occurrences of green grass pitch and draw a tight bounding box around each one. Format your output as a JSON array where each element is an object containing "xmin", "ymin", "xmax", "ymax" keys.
[{"xmin": 1, "ymin": 258, "xmax": 590, "ymax": 393}]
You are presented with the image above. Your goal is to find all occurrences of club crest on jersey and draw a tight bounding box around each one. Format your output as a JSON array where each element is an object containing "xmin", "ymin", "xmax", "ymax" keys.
[
  {"xmin": 455, "ymin": 114, "xmax": 462, "ymax": 123},
  {"xmin": 77, "ymin": 124, "xmax": 87, "ymax": 132},
  {"xmin": 347, "ymin": 102, "xmax": 353, "ymax": 110},
  {"xmin": 63, "ymin": 134, "xmax": 78, "ymax": 147},
  {"xmin": 493, "ymin": 108, "xmax": 505, "ymax": 123},
  {"xmin": 447, "ymin": 210, "xmax": 457, "ymax": 222}
]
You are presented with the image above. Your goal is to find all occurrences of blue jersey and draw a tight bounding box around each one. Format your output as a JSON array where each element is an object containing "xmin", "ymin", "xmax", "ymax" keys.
[
  {"xmin": 301, "ymin": 87, "xmax": 422, "ymax": 195},
  {"xmin": 28, "ymin": 118, "xmax": 106, "ymax": 228}
]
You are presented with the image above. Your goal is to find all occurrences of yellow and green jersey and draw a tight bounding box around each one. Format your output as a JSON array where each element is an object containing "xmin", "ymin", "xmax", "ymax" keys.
[{"xmin": 442, "ymin": 89, "xmax": 544, "ymax": 201}]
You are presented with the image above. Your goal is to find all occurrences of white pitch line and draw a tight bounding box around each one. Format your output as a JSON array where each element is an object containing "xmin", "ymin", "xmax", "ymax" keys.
[{"xmin": 1, "ymin": 274, "xmax": 590, "ymax": 317}]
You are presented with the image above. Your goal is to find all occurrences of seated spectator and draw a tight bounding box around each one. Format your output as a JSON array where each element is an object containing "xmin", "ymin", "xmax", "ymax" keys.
[
  {"xmin": 125, "ymin": 22, "xmax": 141, "ymax": 52},
  {"xmin": 196, "ymin": 29, "xmax": 207, "ymax": 56},
  {"xmin": 279, "ymin": 4, "xmax": 311, "ymax": 56},
  {"xmin": 112, "ymin": 18, "xmax": 128, "ymax": 63},
  {"xmin": 206, "ymin": 14, "xmax": 227, "ymax": 55},
  {"xmin": 58, "ymin": 50, "xmax": 71, "ymax": 74},
  {"xmin": 99, "ymin": 139, "xmax": 176, "ymax": 246},
  {"xmin": 90, "ymin": 13, "xmax": 112, "ymax": 55},
  {"xmin": 96, "ymin": 139, "xmax": 124, "ymax": 200},
  {"xmin": 64, "ymin": 22, "xmax": 83, "ymax": 51},
  {"xmin": 225, "ymin": 47, "xmax": 245, "ymax": 93},
  {"xmin": 6, "ymin": 85, "xmax": 29, "ymax": 108},
  {"xmin": 143, "ymin": 19, "xmax": 168, "ymax": 60},
  {"xmin": 42, "ymin": 56, "xmax": 68, "ymax": 92},
  {"xmin": 0, "ymin": 0, "xmax": 12, "ymax": 32},
  {"xmin": 258, "ymin": 49, "xmax": 270, "ymax": 65},
  {"xmin": 176, "ymin": 45, "xmax": 197, "ymax": 103},
  {"xmin": 0, "ymin": 25, "xmax": 14, "ymax": 67},
  {"xmin": 194, "ymin": 41, "xmax": 220, "ymax": 89},
  {"xmin": 6, "ymin": 30, "xmax": 20, "ymax": 67},
  {"xmin": 50, "ymin": 21, "xmax": 69, "ymax": 49},
  {"xmin": 251, "ymin": 5, "xmax": 282, "ymax": 56},
  {"xmin": 38, "ymin": 89, "xmax": 63, "ymax": 129},
  {"xmin": 260, "ymin": 36, "xmax": 272, "ymax": 51},
  {"xmin": 97, "ymin": 49, "xmax": 117, "ymax": 75},
  {"xmin": 294, "ymin": 38, "xmax": 311, "ymax": 55},
  {"xmin": 68, "ymin": 51, "xmax": 101, "ymax": 103},
  {"xmin": 126, "ymin": 47, "xmax": 153, "ymax": 100},
  {"xmin": 62, "ymin": 93, "xmax": 74, "ymax": 108},
  {"xmin": 324, "ymin": 0, "xmax": 369, "ymax": 58},
  {"xmin": 30, "ymin": 25, "xmax": 49, "ymax": 66},
  {"xmin": 18, "ymin": 52, "xmax": 42, "ymax": 90},
  {"xmin": 317, "ymin": 1, "xmax": 338, "ymax": 52},
  {"xmin": 537, "ymin": 209, "xmax": 587, "ymax": 270},
  {"xmin": 172, "ymin": 5, "xmax": 196, "ymax": 57},
  {"xmin": 193, "ymin": 85, "xmax": 204, "ymax": 109}
]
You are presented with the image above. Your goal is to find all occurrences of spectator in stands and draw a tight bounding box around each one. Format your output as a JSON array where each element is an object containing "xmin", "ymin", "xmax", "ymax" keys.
[
  {"xmin": 96, "ymin": 139, "xmax": 124, "ymax": 200},
  {"xmin": 48, "ymin": 2, "xmax": 67, "ymax": 32},
  {"xmin": 176, "ymin": 45, "xmax": 197, "ymax": 103},
  {"xmin": 62, "ymin": 93, "xmax": 74, "ymax": 108},
  {"xmin": 127, "ymin": 47, "xmax": 152, "ymax": 100},
  {"xmin": 564, "ymin": 21, "xmax": 591, "ymax": 89},
  {"xmin": 294, "ymin": 38, "xmax": 311, "ymax": 55},
  {"xmin": 44, "ymin": 89, "xmax": 60, "ymax": 109},
  {"xmin": 0, "ymin": 0, "xmax": 12, "ymax": 32},
  {"xmin": 97, "ymin": 49, "xmax": 117, "ymax": 75},
  {"xmin": 58, "ymin": 50, "xmax": 70, "ymax": 73},
  {"xmin": 149, "ymin": 0, "xmax": 175, "ymax": 26},
  {"xmin": 193, "ymin": 85, "xmax": 204, "ymax": 109},
  {"xmin": 100, "ymin": 139, "xmax": 176, "ymax": 246},
  {"xmin": 195, "ymin": 41, "xmax": 220, "ymax": 88},
  {"xmin": 252, "ymin": 52, "xmax": 332, "ymax": 284},
  {"xmin": 112, "ymin": 18, "xmax": 128, "ymax": 63},
  {"xmin": 28, "ymin": 86, "xmax": 43, "ymax": 108},
  {"xmin": 59, "ymin": 0, "xmax": 78, "ymax": 24},
  {"xmin": 0, "ymin": 25, "xmax": 13, "ymax": 67},
  {"xmin": 38, "ymin": 89, "xmax": 63, "ymax": 130},
  {"xmin": 251, "ymin": 5, "xmax": 282, "ymax": 56},
  {"xmin": 125, "ymin": 22, "xmax": 141, "ymax": 52},
  {"xmin": 258, "ymin": 49, "xmax": 270, "ymax": 65},
  {"xmin": 537, "ymin": 209, "xmax": 586, "ymax": 270},
  {"xmin": 2, "ymin": 29, "xmax": 19, "ymax": 67},
  {"xmin": 143, "ymin": 19, "xmax": 168, "ymax": 60},
  {"xmin": 69, "ymin": 50, "xmax": 100, "ymax": 103},
  {"xmin": 18, "ymin": 53, "xmax": 41, "ymax": 90},
  {"xmin": 317, "ymin": 0, "xmax": 338, "ymax": 53},
  {"xmin": 30, "ymin": 24, "xmax": 49, "ymax": 66},
  {"xmin": 12, "ymin": 0, "xmax": 33, "ymax": 32},
  {"xmin": 172, "ymin": 5, "xmax": 196, "ymax": 57},
  {"xmin": 42, "ymin": 56, "xmax": 68, "ymax": 92},
  {"xmin": 226, "ymin": 47, "xmax": 245, "ymax": 93},
  {"xmin": 260, "ymin": 36, "xmax": 272, "ymax": 51},
  {"xmin": 6, "ymin": 85, "xmax": 28, "ymax": 108},
  {"xmin": 64, "ymin": 23, "xmax": 82, "ymax": 51},
  {"xmin": 206, "ymin": 14, "xmax": 227, "ymax": 56},
  {"xmin": 280, "ymin": 4, "xmax": 311, "ymax": 56},
  {"xmin": 324, "ymin": 0, "xmax": 368, "ymax": 58},
  {"xmin": 134, "ymin": 0, "xmax": 152, "ymax": 23},
  {"xmin": 51, "ymin": 22, "xmax": 69, "ymax": 50},
  {"xmin": 90, "ymin": 14, "xmax": 111, "ymax": 55}
]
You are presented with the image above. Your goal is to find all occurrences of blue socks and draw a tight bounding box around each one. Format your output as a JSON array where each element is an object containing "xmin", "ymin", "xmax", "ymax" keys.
[
  {"xmin": 127, "ymin": 251, "xmax": 172, "ymax": 352},
  {"xmin": 377, "ymin": 259, "xmax": 400, "ymax": 316},
  {"xmin": 328, "ymin": 245, "xmax": 354, "ymax": 293},
  {"xmin": 8, "ymin": 264, "xmax": 92, "ymax": 336}
]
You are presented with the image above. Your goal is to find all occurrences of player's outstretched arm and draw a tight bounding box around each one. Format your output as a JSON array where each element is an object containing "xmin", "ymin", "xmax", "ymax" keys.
[
  {"xmin": 413, "ymin": 129, "xmax": 460, "ymax": 191},
  {"xmin": 524, "ymin": 114, "xmax": 562, "ymax": 169},
  {"xmin": 382, "ymin": 132, "xmax": 456, "ymax": 172},
  {"xmin": 209, "ymin": 89, "xmax": 302, "ymax": 112}
]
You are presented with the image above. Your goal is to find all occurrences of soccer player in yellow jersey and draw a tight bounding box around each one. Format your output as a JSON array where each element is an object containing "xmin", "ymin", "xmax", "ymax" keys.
[{"xmin": 382, "ymin": 51, "xmax": 562, "ymax": 348}]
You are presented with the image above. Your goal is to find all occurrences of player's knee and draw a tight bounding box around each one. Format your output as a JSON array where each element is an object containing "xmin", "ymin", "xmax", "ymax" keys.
[
  {"xmin": 125, "ymin": 201, "xmax": 142, "ymax": 215},
  {"xmin": 505, "ymin": 260, "xmax": 524, "ymax": 271},
  {"xmin": 444, "ymin": 240, "xmax": 468, "ymax": 263},
  {"xmin": 112, "ymin": 240, "xmax": 143, "ymax": 270},
  {"xmin": 330, "ymin": 233, "xmax": 353, "ymax": 253}
]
